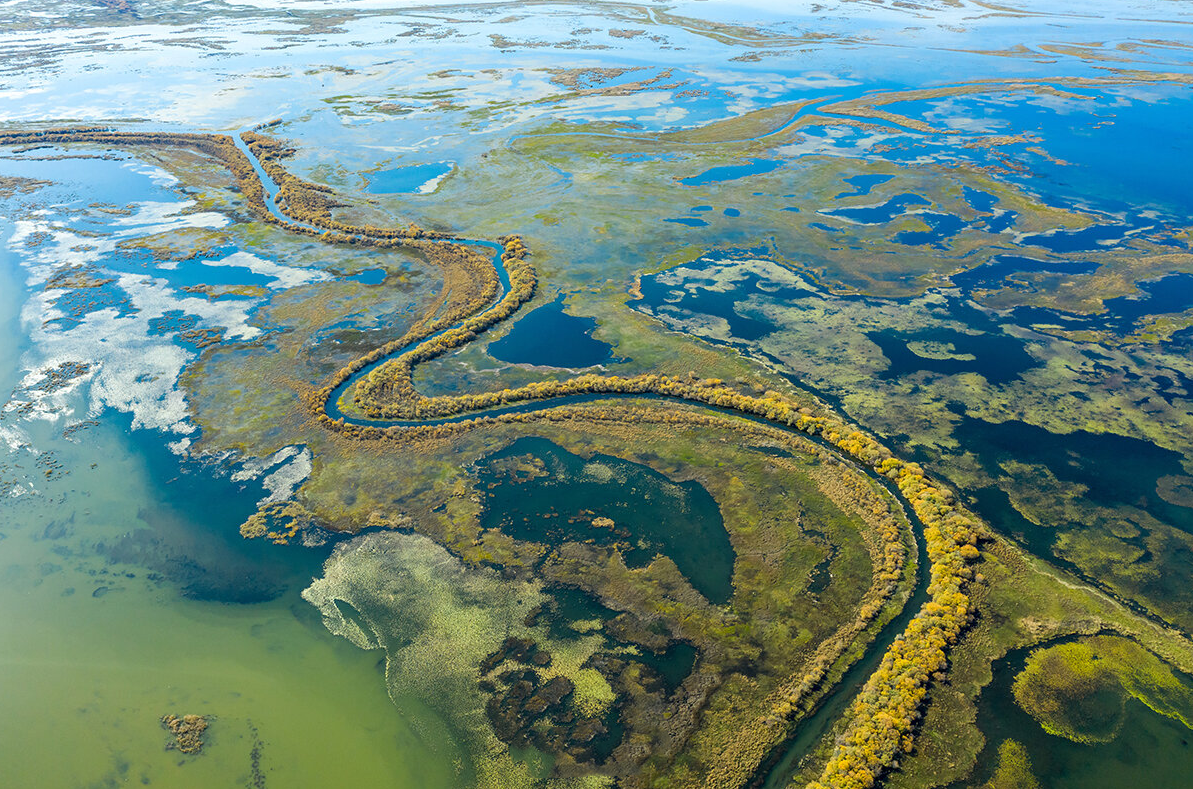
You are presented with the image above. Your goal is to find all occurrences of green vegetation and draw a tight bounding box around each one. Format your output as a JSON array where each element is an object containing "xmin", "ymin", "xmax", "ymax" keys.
[
  {"xmin": 977, "ymin": 740, "xmax": 1039, "ymax": 789},
  {"xmin": 1013, "ymin": 635, "xmax": 1193, "ymax": 744}
]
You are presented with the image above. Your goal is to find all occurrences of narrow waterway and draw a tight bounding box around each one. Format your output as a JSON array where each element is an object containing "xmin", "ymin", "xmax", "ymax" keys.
[{"xmin": 234, "ymin": 131, "xmax": 947, "ymax": 789}]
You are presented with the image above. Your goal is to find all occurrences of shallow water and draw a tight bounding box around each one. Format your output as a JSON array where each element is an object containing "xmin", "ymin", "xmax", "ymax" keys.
[
  {"xmin": 3, "ymin": 2, "xmax": 1193, "ymax": 786},
  {"xmin": 0, "ymin": 414, "xmax": 460, "ymax": 789},
  {"xmin": 955, "ymin": 644, "xmax": 1193, "ymax": 789},
  {"xmin": 0, "ymin": 163, "xmax": 459, "ymax": 789}
]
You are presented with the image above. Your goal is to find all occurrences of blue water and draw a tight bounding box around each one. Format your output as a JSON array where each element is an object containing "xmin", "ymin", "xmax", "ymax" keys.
[
  {"xmin": 963, "ymin": 186, "xmax": 999, "ymax": 213},
  {"xmin": 105, "ymin": 245, "xmax": 279, "ymax": 291},
  {"xmin": 1102, "ymin": 273, "xmax": 1193, "ymax": 328},
  {"xmin": 666, "ymin": 216, "xmax": 709, "ymax": 227},
  {"xmin": 953, "ymin": 415, "xmax": 1193, "ymax": 535},
  {"xmin": 488, "ymin": 296, "xmax": 614, "ymax": 368},
  {"xmin": 637, "ymin": 259, "xmax": 818, "ymax": 342},
  {"xmin": 982, "ymin": 210, "xmax": 1018, "ymax": 233},
  {"xmin": 364, "ymin": 162, "xmax": 453, "ymax": 194},
  {"xmin": 47, "ymin": 280, "xmax": 137, "ymax": 329},
  {"xmin": 1021, "ymin": 222, "xmax": 1140, "ymax": 253},
  {"xmin": 678, "ymin": 158, "xmax": 783, "ymax": 186},
  {"xmin": 1010, "ymin": 272, "xmax": 1193, "ymax": 335},
  {"xmin": 880, "ymin": 91, "xmax": 1193, "ymax": 222},
  {"xmin": 344, "ymin": 268, "xmax": 387, "ymax": 284},
  {"xmin": 869, "ymin": 328, "xmax": 1039, "ymax": 384}
]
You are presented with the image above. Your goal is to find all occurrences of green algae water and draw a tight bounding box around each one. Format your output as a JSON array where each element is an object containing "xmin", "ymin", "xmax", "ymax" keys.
[
  {"xmin": 0, "ymin": 425, "xmax": 461, "ymax": 789},
  {"xmin": 0, "ymin": 443, "xmax": 462, "ymax": 788},
  {"xmin": 0, "ymin": 259, "xmax": 459, "ymax": 788}
]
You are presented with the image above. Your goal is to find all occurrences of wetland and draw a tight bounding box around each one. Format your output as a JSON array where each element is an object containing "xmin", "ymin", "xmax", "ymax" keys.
[{"xmin": 3, "ymin": 2, "xmax": 1193, "ymax": 789}]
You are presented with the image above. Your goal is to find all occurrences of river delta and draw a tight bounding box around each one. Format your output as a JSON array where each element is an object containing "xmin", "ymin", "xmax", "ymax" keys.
[{"xmin": 2, "ymin": 2, "xmax": 1193, "ymax": 788}]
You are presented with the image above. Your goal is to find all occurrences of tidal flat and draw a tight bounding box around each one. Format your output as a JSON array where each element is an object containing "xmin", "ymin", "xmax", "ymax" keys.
[{"xmin": 3, "ymin": 2, "xmax": 1193, "ymax": 789}]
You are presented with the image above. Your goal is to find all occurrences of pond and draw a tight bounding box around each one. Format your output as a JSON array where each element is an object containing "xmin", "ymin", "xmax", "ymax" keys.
[
  {"xmin": 475, "ymin": 436, "xmax": 736, "ymax": 605},
  {"xmin": 364, "ymin": 162, "xmax": 454, "ymax": 194},
  {"xmin": 488, "ymin": 296, "xmax": 614, "ymax": 368}
]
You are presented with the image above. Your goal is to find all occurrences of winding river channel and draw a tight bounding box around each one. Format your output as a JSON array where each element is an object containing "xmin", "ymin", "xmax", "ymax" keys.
[{"xmin": 231, "ymin": 127, "xmax": 939, "ymax": 786}]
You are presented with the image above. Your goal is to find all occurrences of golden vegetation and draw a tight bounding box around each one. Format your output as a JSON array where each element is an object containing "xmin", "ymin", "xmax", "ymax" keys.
[
  {"xmin": 161, "ymin": 713, "xmax": 209, "ymax": 754},
  {"xmin": 238, "ymin": 501, "xmax": 315, "ymax": 544},
  {"xmin": 806, "ymin": 459, "xmax": 981, "ymax": 789}
]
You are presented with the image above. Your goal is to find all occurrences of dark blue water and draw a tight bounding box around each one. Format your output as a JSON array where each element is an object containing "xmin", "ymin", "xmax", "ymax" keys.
[
  {"xmin": 666, "ymin": 216, "xmax": 709, "ymax": 227},
  {"xmin": 488, "ymin": 296, "xmax": 613, "ymax": 368},
  {"xmin": 869, "ymin": 328, "xmax": 1038, "ymax": 384},
  {"xmin": 952, "ymin": 415, "xmax": 1193, "ymax": 535},
  {"xmin": 1011, "ymin": 272, "xmax": 1193, "ymax": 335},
  {"xmin": 636, "ymin": 263, "xmax": 817, "ymax": 341},
  {"xmin": 949, "ymin": 255, "xmax": 1100, "ymax": 290}
]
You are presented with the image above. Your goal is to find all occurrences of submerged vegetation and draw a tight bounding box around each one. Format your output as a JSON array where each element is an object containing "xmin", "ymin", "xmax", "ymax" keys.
[{"xmin": 1012, "ymin": 635, "xmax": 1193, "ymax": 745}]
